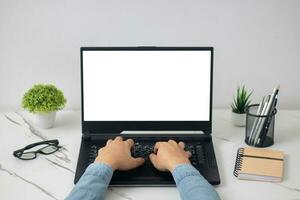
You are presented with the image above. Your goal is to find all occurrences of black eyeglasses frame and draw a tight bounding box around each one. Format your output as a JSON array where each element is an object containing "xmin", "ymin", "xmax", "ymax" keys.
[{"xmin": 13, "ymin": 139, "xmax": 61, "ymax": 160}]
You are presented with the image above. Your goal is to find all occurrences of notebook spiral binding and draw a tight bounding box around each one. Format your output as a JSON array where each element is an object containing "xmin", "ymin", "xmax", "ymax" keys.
[{"xmin": 233, "ymin": 148, "xmax": 245, "ymax": 177}]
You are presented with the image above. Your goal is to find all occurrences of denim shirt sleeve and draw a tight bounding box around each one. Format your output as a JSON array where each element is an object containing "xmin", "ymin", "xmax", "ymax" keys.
[
  {"xmin": 171, "ymin": 164, "xmax": 221, "ymax": 200},
  {"xmin": 65, "ymin": 163, "xmax": 113, "ymax": 200}
]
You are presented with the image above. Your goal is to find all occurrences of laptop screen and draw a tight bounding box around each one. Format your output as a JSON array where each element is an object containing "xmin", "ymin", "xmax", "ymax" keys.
[{"xmin": 82, "ymin": 48, "xmax": 212, "ymax": 122}]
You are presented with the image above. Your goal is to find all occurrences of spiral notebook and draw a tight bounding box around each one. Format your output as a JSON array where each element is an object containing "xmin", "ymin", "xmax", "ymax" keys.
[{"xmin": 234, "ymin": 147, "xmax": 284, "ymax": 182}]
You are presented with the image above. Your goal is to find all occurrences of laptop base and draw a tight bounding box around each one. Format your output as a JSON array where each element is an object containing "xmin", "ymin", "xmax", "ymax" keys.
[{"xmin": 74, "ymin": 134, "xmax": 220, "ymax": 186}]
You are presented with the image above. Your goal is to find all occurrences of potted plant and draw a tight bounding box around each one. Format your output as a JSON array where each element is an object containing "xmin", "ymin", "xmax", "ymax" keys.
[
  {"xmin": 22, "ymin": 84, "xmax": 67, "ymax": 129},
  {"xmin": 231, "ymin": 85, "xmax": 252, "ymax": 127}
]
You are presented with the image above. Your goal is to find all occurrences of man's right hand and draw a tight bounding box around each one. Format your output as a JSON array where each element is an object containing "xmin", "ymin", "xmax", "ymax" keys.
[{"xmin": 149, "ymin": 140, "xmax": 192, "ymax": 172}]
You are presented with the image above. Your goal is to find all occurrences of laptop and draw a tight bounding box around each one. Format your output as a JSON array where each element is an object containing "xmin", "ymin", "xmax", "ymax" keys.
[{"xmin": 74, "ymin": 46, "xmax": 220, "ymax": 185}]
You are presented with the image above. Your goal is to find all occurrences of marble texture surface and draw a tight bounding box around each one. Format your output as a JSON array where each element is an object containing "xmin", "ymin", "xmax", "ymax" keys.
[{"xmin": 0, "ymin": 109, "xmax": 300, "ymax": 200}]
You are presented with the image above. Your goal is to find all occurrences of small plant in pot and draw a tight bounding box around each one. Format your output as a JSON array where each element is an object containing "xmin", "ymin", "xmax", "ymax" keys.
[
  {"xmin": 22, "ymin": 84, "xmax": 67, "ymax": 129},
  {"xmin": 231, "ymin": 85, "xmax": 252, "ymax": 127}
]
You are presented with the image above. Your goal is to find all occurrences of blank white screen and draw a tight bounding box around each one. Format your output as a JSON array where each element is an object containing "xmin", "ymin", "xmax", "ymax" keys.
[{"xmin": 83, "ymin": 50, "xmax": 211, "ymax": 121}]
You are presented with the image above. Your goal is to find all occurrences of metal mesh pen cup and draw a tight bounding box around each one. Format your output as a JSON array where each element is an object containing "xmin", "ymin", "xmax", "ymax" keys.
[{"xmin": 245, "ymin": 104, "xmax": 277, "ymax": 147}]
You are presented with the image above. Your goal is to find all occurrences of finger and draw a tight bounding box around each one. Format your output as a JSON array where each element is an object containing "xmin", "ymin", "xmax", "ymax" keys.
[
  {"xmin": 115, "ymin": 136, "xmax": 123, "ymax": 141},
  {"xmin": 178, "ymin": 141, "xmax": 185, "ymax": 149},
  {"xmin": 185, "ymin": 150, "xmax": 192, "ymax": 158},
  {"xmin": 130, "ymin": 157, "xmax": 145, "ymax": 168},
  {"xmin": 149, "ymin": 153, "xmax": 158, "ymax": 167},
  {"xmin": 106, "ymin": 139, "xmax": 113, "ymax": 145},
  {"xmin": 168, "ymin": 139, "xmax": 177, "ymax": 145},
  {"xmin": 149, "ymin": 153, "xmax": 166, "ymax": 171},
  {"xmin": 126, "ymin": 139, "xmax": 134, "ymax": 148},
  {"xmin": 154, "ymin": 142, "xmax": 162, "ymax": 153}
]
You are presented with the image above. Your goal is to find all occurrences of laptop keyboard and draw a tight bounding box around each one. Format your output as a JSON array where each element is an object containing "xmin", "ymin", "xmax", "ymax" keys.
[
  {"xmin": 132, "ymin": 142, "xmax": 205, "ymax": 166},
  {"xmin": 89, "ymin": 140, "xmax": 214, "ymax": 168}
]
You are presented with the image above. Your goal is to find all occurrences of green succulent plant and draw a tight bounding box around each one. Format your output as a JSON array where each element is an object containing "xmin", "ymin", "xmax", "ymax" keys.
[
  {"xmin": 231, "ymin": 85, "xmax": 252, "ymax": 114},
  {"xmin": 22, "ymin": 84, "xmax": 67, "ymax": 113}
]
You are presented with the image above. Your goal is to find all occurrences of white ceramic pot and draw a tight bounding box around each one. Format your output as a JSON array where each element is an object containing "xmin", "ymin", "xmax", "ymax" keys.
[
  {"xmin": 231, "ymin": 112, "xmax": 246, "ymax": 127},
  {"xmin": 34, "ymin": 111, "xmax": 56, "ymax": 129}
]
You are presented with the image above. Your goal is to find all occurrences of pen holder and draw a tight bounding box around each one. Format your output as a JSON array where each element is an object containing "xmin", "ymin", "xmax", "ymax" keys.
[{"xmin": 245, "ymin": 104, "xmax": 277, "ymax": 147}]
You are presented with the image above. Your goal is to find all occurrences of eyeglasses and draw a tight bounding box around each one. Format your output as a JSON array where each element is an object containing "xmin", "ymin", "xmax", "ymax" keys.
[{"xmin": 13, "ymin": 139, "xmax": 61, "ymax": 160}]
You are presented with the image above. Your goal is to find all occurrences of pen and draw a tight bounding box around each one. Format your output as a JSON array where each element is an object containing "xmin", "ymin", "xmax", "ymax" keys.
[
  {"xmin": 248, "ymin": 96, "xmax": 265, "ymax": 144},
  {"xmin": 254, "ymin": 85, "xmax": 280, "ymax": 145},
  {"xmin": 258, "ymin": 93, "xmax": 279, "ymax": 146},
  {"xmin": 252, "ymin": 95, "xmax": 270, "ymax": 145}
]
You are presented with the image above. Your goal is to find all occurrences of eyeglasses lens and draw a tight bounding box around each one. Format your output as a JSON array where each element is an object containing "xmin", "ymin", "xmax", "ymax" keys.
[
  {"xmin": 20, "ymin": 152, "xmax": 36, "ymax": 160},
  {"xmin": 40, "ymin": 145, "xmax": 59, "ymax": 154}
]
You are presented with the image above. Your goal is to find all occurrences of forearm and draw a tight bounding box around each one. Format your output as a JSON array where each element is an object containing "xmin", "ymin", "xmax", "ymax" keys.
[
  {"xmin": 172, "ymin": 164, "xmax": 220, "ymax": 200},
  {"xmin": 65, "ymin": 163, "xmax": 113, "ymax": 200}
]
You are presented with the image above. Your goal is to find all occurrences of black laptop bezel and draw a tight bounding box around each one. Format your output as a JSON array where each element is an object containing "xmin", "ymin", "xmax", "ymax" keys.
[{"xmin": 80, "ymin": 46, "xmax": 213, "ymax": 134}]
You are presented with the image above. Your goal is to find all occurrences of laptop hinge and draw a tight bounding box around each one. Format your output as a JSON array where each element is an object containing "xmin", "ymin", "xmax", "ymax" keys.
[
  {"xmin": 82, "ymin": 132, "xmax": 91, "ymax": 141},
  {"xmin": 204, "ymin": 131, "xmax": 211, "ymax": 135},
  {"xmin": 120, "ymin": 130, "xmax": 208, "ymax": 135}
]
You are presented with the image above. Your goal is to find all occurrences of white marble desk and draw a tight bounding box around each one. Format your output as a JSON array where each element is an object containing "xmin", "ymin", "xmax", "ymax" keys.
[{"xmin": 0, "ymin": 110, "xmax": 300, "ymax": 200}]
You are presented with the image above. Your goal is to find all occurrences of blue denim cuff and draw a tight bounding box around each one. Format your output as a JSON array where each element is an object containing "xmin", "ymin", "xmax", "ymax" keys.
[
  {"xmin": 84, "ymin": 163, "xmax": 114, "ymax": 185},
  {"xmin": 171, "ymin": 164, "xmax": 201, "ymax": 185}
]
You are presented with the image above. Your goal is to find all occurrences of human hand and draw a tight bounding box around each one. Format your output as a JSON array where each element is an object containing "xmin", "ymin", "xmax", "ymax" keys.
[
  {"xmin": 94, "ymin": 136, "xmax": 145, "ymax": 171},
  {"xmin": 149, "ymin": 140, "xmax": 191, "ymax": 172}
]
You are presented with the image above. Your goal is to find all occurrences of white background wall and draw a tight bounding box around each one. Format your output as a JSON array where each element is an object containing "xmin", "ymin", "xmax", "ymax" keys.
[{"xmin": 0, "ymin": 0, "xmax": 299, "ymax": 111}]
